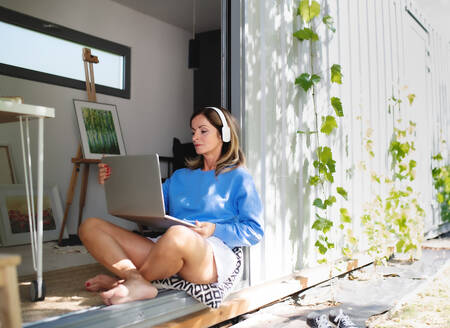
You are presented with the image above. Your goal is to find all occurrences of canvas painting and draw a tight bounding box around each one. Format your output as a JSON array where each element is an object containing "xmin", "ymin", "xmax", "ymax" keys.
[
  {"xmin": 74, "ymin": 100, "xmax": 126, "ymax": 160},
  {"xmin": 0, "ymin": 185, "xmax": 67, "ymax": 246},
  {"xmin": 6, "ymin": 194, "xmax": 55, "ymax": 234}
]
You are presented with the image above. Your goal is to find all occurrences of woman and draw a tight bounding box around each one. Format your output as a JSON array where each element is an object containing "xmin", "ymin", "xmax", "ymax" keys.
[{"xmin": 79, "ymin": 107, "xmax": 264, "ymax": 305}]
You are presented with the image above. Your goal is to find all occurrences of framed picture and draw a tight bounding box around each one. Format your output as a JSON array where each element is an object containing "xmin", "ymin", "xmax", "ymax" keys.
[
  {"xmin": 0, "ymin": 184, "xmax": 67, "ymax": 246},
  {"xmin": 73, "ymin": 100, "xmax": 126, "ymax": 160},
  {"xmin": 0, "ymin": 145, "xmax": 15, "ymax": 184}
]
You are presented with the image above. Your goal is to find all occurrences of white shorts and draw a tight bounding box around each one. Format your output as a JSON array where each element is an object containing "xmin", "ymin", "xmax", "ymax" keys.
[{"xmin": 147, "ymin": 235, "xmax": 237, "ymax": 284}]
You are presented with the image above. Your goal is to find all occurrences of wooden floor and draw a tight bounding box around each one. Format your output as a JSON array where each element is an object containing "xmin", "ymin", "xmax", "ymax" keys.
[
  {"xmin": 16, "ymin": 253, "xmax": 370, "ymax": 327},
  {"xmin": 19, "ymin": 263, "xmax": 108, "ymax": 323}
]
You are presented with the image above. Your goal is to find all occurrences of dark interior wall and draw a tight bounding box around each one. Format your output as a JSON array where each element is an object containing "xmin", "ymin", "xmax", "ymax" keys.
[{"xmin": 193, "ymin": 29, "xmax": 221, "ymax": 113}]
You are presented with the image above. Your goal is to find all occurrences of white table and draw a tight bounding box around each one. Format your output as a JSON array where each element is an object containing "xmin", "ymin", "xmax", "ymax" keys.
[{"xmin": 0, "ymin": 100, "xmax": 55, "ymax": 301}]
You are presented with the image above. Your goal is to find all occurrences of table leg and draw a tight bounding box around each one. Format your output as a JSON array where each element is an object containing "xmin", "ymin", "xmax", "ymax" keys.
[
  {"xmin": 19, "ymin": 117, "xmax": 45, "ymax": 301},
  {"xmin": 19, "ymin": 117, "xmax": 37, "ymax": 269},
  {"xmin": 36, "ymin": 117, "xmax": 44, "ymax": 299}
]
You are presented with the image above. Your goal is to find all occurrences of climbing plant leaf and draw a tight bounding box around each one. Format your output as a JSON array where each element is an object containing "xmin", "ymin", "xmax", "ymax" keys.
[
  {"xmin": 320, "ymin": 235, "xmax": 335, "ymax": 249},
  {"xmin": 331, "ymin": 97, "xmax": 343, "ymax": 117},
  {"xmin": 340, "ymin": 208, "xmax": 351, "ymax": 223},
  {"xmin": 324, "ymin": 196, "xmax": 336, "ymax": 208},
  {"xmin": 298, "ymin": 0, "xmax": 321, "ymax": 24},
  {"xmin": 336, "ymin": 186, "xmax": 348, "ymax": 200},
  {"xmin": 315, "ymin": 240, "xmax": 328, "ymax": 255},
  {"xmin": 432, "ymin": 153, "xmax": 443, "ymax": 161},
  {"xmin": 312, "ymin": 214, "xmax": 333, "ymax": 233},
  {"xmin": 318, "ymin": 146, "xmax": 332, "ymax": 164},
  {"xmin": 311, "ymin": 74, "xmax": 321, "ymax": 84},
  {"xmin": 407, "ymin": 93, "xmax": 416, "ymax": 105},
  {"xmin": 320, "ymin": 115, "xmax": 338, "ymax": 135},
  {"xmin": 293, "ymin": 28, "xmax": 319, "ymax": 41},
  {"xmin": 295, "ymin": 73, "xmax": 312, "ymax": 92},
  {"xmin": 331, "ymin": 64, "xmax": 342, "ymax": 84},
  {"xmin": 322, "ymin": 15, "xmax": 336, "ymax": 32},
  {"xmin": 295, "ymin": 73, "xmax": 321, "ymax": 92},
  {"xmin": 313, "ymin": 196, "xmax": 336, "ymax": 209},
  {"xmin": 308, "ymin": 175, "xmax": 321, "ymax": 186},
  {"xmin": 313, "ymin": 198, "xmax": 326, "ymax": 209},
  {"xmin": 396, "ymin": 239, "xmax": 405, "ymax": 253},
  {"xmin": 342, "ymin": 247, "xmax": 351, "ymax": 257},
  {"xmin": 317, "ymin": 147, "xmax": 336, "ymax": 177}
]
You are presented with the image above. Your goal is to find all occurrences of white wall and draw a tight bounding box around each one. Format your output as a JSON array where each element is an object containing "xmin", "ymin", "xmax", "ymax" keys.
[
  {"xmin": 0, "ymin": 0, "xmax": 193, "ymax": 234},
  {"xmin": 244, "ymin": 0, "xmax": 449, "ymax": 284}
]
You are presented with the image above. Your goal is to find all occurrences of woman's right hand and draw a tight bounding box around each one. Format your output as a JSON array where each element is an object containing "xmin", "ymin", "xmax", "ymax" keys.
[{"xmin": 98, "ymin": 163, "xmax": 111, "ymax": 184}]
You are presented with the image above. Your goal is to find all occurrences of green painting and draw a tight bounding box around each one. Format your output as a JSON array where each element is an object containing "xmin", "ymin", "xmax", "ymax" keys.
[{"xmin": 81, "ymin": 107, "xmax": 120, "ymax": 154}]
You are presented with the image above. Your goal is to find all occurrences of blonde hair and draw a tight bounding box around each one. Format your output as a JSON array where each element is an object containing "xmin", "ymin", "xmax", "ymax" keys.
[{"xmin": 186, "ymin": 107, "xmax": 245, "ymax": 175}]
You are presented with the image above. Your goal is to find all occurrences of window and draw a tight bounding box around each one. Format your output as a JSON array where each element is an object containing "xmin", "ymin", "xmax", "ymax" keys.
[{"xmin": 0, "ymin": 6, "xmax": 131, "ymax": 99}]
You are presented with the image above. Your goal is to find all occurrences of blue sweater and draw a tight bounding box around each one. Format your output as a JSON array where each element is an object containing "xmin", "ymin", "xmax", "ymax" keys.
[{"xmin": 162, "ymin": 167, "xmax": 264, "ymax": 248}]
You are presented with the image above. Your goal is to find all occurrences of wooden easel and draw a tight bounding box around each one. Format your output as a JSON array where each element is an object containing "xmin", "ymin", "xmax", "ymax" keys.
[{"xmin": 58, "ymin": 48, "xmax": 100, "ymax": 245}]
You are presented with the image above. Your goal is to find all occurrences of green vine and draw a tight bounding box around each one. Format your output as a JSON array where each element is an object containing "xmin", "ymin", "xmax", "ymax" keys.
[
  {"xmin": 294, "ymin": 0, "xmax": 355, "ymax": 264},
  {"xmin": 431, "ymin": 150, "xmax": 450, "ymax": 223},
  {"xmin": 361, "ymin": 93, "xmax": 425, "ymax": 264}
]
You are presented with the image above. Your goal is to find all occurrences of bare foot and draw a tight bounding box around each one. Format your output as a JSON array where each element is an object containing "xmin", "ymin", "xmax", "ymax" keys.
[
  {"xmin": 85, "ymin": 274, "xmax": 121, "ymax": 292},
  {"xmin": 100, "ymin": 274, "xmax": 158, "ymax": 305}
]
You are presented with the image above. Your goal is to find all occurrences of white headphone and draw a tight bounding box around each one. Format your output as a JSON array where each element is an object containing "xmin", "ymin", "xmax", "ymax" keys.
[{"xmin": 206, "ymin": 107, "xmax": 231, "ymax": 143}]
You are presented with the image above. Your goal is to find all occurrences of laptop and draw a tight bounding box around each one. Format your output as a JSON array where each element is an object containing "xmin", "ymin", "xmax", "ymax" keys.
[{"xmin": 103, "ymin": 154, "xmax": 195, "ymax": 231}]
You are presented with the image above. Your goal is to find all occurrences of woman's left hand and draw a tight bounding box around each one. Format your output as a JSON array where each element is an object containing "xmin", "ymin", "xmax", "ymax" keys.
[{"xmin": 190, "ymin": 221, "xmax": 216, "ymax": 238}]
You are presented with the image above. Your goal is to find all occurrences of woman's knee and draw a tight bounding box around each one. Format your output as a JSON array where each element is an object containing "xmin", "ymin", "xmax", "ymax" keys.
[
  {"xmin": 78, "ymin": 217, "xmax": 106, "ymax": 240},
  {"xmin": 160, "ymin": 225, "xmax": 195, "ymax": 250}
]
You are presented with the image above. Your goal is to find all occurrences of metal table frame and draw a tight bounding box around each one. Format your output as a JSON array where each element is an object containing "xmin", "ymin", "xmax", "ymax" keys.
[{"xmin": 0, "ymin": 100, "xmax": 55, "ymax": 301}]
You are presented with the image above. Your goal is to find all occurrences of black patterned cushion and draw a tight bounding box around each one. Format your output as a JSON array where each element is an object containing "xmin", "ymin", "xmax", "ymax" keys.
[{"xmin": 152, "ymin": 247, "xmax": 243, "ymax": 308}]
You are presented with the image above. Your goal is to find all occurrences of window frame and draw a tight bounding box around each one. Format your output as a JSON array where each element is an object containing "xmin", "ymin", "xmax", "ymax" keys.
[{"xmin": 0, "ymin": 6, "xmax": 131, "ymax": 99}]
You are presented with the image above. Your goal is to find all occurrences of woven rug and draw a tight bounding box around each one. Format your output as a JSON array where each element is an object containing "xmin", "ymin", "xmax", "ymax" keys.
[{"xmin": 19, "ymin": 263, "xmax": 109, "ymax": 323}]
